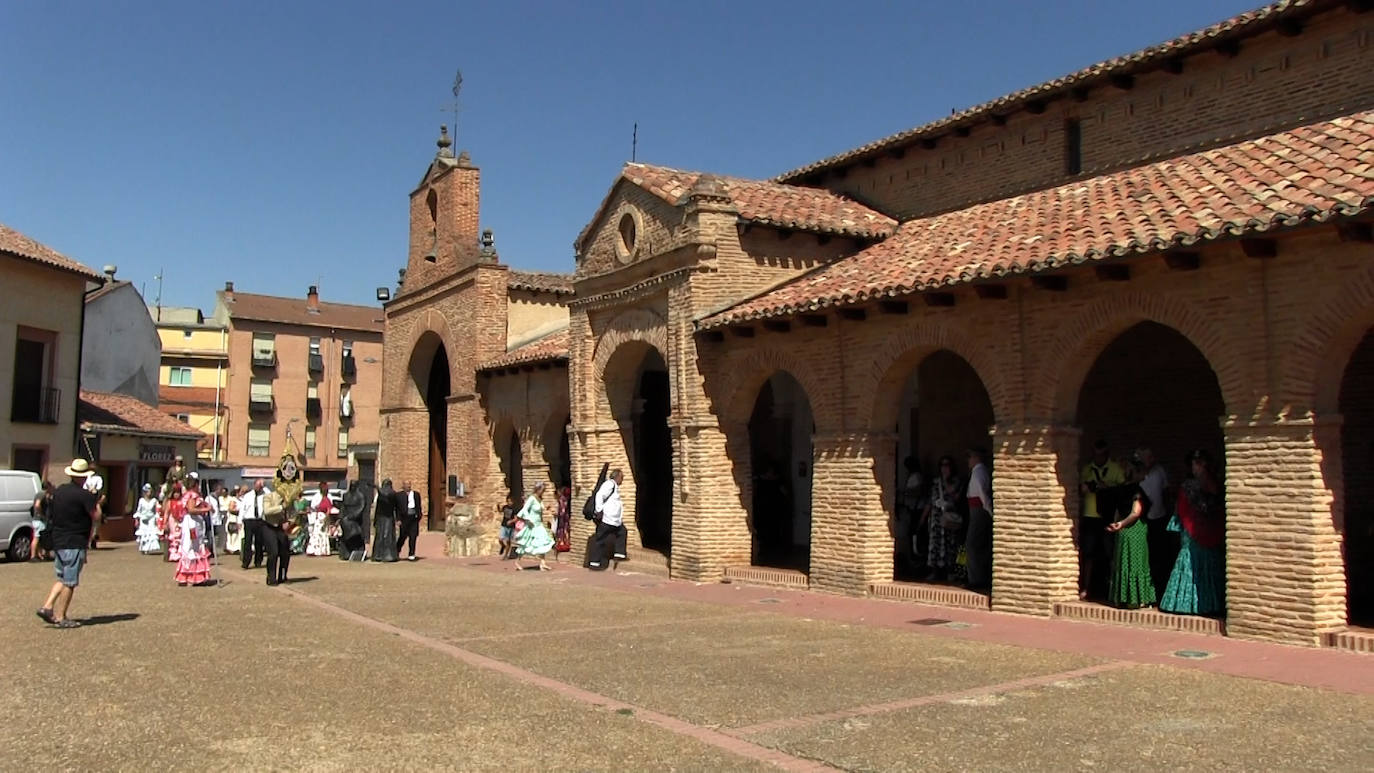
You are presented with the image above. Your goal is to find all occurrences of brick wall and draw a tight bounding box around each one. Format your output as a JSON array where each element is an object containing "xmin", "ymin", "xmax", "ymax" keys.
[{"xmin": 816, "ymin": 7, "xmax": 1374, "ymax": 220}]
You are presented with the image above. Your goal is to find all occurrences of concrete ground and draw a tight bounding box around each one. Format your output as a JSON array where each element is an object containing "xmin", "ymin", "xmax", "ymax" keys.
[{"xmin": 4, "ymin": 543, "xmax": 1371, "ymax": 772}]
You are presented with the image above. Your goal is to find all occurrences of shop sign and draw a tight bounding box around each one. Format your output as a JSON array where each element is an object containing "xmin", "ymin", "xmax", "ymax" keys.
[{"xmin": 139, "ymin": 444, "xmax": 176, "ymax": 463}]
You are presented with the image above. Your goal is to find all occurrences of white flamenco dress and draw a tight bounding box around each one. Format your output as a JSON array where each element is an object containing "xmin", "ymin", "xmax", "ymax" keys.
[
  {"xmin": 134, "ymin": 496, "xmax": 162, "ymax": 554},
  {"xmin": 306, "ymin": 511, "xmax": 332, "ymax": 556}
]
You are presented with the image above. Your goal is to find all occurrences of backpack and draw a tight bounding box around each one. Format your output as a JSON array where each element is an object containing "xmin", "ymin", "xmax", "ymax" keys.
[{"xmin": 582, "ymin": 463, "xmax": 609, "ymax": 521}]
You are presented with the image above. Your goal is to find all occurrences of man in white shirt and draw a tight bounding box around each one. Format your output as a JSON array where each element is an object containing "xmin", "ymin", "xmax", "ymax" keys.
[
  {"xmin": 588, "ymin": 469, "xmax": 624, "ymax": 570},
  {"xmin": 964, "ymin": 448, "xmax": 994, "ymax": 592},
  {"xmin": 396, "ymin": 481, "xmax": 422, "ymax": 561},
  {"xmin": 239, "ymin": 480, "xmax": 266, "ymax": 570},
  {"xmin": 1135, "ymin": 447, "xmax": 1174, "ymax": 597}
]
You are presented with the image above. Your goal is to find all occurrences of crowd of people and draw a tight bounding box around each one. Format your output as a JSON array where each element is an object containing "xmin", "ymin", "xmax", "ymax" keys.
[{"xmin": 893, "ymin": 449, "xmax": 995, "ymax": 592}]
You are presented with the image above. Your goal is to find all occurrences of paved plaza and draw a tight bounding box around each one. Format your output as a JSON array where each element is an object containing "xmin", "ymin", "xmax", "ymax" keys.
[{"xmin": 4, "ymin": 543, "xmax": 1372, "ymax": 772}]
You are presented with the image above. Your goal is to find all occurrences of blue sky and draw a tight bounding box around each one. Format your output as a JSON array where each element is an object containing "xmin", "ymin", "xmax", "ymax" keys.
[{"xmin": 1, "ymin": 0, "xmax": 1260, "ymax": 310}]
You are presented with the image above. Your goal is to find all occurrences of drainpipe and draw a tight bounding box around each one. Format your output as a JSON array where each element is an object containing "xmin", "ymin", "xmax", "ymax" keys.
[{"xmin": 75, "ymin": 276, "xmax": 93, "ymax": 460}]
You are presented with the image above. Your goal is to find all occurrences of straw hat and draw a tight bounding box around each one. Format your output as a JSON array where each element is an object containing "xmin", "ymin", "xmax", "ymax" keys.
[{"xmin": 63, "ymin": 458, "xmax": 93, "ymax": 478}]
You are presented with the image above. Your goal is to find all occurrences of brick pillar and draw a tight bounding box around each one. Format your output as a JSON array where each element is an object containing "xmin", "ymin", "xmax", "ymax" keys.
[
  {"xmin": 810, "ymin": 431, "xmax": 889, "ymax": 595},
  {"xmin": 669, "ymin": 418, "xmax": 750, "ymax": 581},
  {"xmin": 1223, "ymin": 417, "xmax": 1347, "ymax": 645},
  {"xmin": 989, "ymin": 422, "xmax": 1081, "ymax": 616}
]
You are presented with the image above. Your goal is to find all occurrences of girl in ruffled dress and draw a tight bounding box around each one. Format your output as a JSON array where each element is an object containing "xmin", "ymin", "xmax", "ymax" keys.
[
  {"xmin": 164, "ymin": 482, "xmax": 186, "ymax": 563},
  {"xmin": 306, "ymin": 504, "xmax": 332, "ymax": 556},
  {"xmin": 174, "ymin": 488, "xmax": 213, "ymax": 586},
  {"xmin": 134, "ymin": 483, "xmax": 162, "ymax": 554},
  {"xmin": 512, "ymin": 482, "xmax": 555, "ymax": 572}
]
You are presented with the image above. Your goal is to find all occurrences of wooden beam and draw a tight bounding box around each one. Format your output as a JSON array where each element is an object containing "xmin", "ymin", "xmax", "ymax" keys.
[
  {"xmin": 777, "ymin": 228, "xmax": 793, "ymax": 240},
  {"xmin": 1162, "ymin": 58, "xmax": 1185, "ymax": 75},
  {"xmin": 703, "ymin": 331, "xmax": 725, "ymax": 343},
  {"xmin": 888, "ymin": 147, "xmax": 906, "ymax": 160},
  {"xmin": 1030, "ymin": 275, "xmax": 1068, "ymax": 291},
  {"xmin": 1336, "ymin": 222, "xmax": 1374, "ymax": 243},
  {"xmin": 1276, "ymin": 19, "xmax": 1304, "ymax": 36},
  {"xmin": 1070, "ymin": 86, "xmax": 1091, "ymax": 102},
  {"xmin": 862, "ymin": 157, "xmax": 877, "ymax": 168},
  {"xmin": 838, "ymin": 308, "xmax": 867, "ymax": 321},
  {"xmin": 920, "ymin": 137, "xmax": 938, "ymax": 150},
  {"xmin": 923, "ymin": 293, "xmax": 955, "ymax": 307},
  {"xmin": 1240, "ymin": 238, "xmax": 1277, "ymax": 259},
  {"xmin": 990, "ymin": 114, "xmax": 1007, "ymax": 127},
  {"xmin": 974, "ymin": 284, "xmax": 1008, "ymax": 300},
  {"xmin": 1163, "ymin": 251, "xmax": 1201, "ymax": 271},
  {"xmin": 1109, "ymin": 74, "xmax": 1135, "ymax": 91},
  {"xmin": 1026, "ymin": 100, "xmax": 1047, "ymax": 115},
  {"xmin": 1094, "ymin": 264, "xmax": 1131, "ymax": 282},
  {"xmin": 880, "ymin": 300, "xmax": 909, "ymax": 315},
  {"xmin": 1215, "ymin": 39, "xmax": 1241, "ymax": 58},
  {"xmin": 729, "ymin": 326, "xmax": 755, "ymax": 338},
  {"xmin": 954, "ymin": 126, "xmax": 970, "ymax": 138},
  {"xmin": 801, "ymin": 315, "xmax": 827, "ymax": 327},
  {"xmin": 763, "ymin": 320, "xmax": 791, "ymax": 333}
]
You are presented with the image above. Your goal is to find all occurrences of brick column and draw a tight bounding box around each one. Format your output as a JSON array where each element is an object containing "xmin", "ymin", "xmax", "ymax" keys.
[
  {"xmin": 669, "ymin": 418, "xmax": 750, "ymax": 581},
  {"xmin": 989, "ymin": 422, "xmax": 1081, "ymax": 616},
  {"xmin": 1223, "ymin": 417, "xmax": 1346, "ymax": 645},
  {"xmin": 810, "ymin": 431, "xmax": 889, "ymax": 595}
]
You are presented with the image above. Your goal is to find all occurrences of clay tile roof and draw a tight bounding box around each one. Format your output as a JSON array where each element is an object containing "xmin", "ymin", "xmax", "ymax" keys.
[
  {"xmin": 507, "ymin": 269, "xmax": 574, "ymax": 295},
  {"xmin": 575, "ymin": 163, "xmax": 897, "ymax": 253},
  {"xmin": 223, "ymin": 291, "xmax": 384, "ymax": 332},
  {"xmin": 0, "ymin": 222, "xmax": 103, "ymax": 280},
  {"xmin": 477, "ymin": 327, "xmax": 570, "ymax": 372},
  {"xmin": 79, "ymin": 389, "xmax": 206, "ymax": 440},
  {"xmin": 699, "ymin": 111, "xmax": 1374, "ymax": 329},
  {"xmin": 777, "ymin": 0, "xmax": 1330, "ymax": 183}
]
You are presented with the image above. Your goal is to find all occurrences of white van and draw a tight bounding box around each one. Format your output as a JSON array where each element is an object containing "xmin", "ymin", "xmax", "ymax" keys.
[{"xmin": 1, "ymin": 470, "xmax": 42, "ymax": 561}]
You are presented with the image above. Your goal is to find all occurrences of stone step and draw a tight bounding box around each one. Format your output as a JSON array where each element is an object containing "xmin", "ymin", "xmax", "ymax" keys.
[
  {"xmin": 1052, "ymin": 600, "xmax": 1225, "ymax": 636},
  {"xmin": 868, "ymin": 581, "xmax": 991, "ymax": 610},
  {"xmin": 1320, "ymin": 627, "xmax": 1374, "ymax": 654},
  {"xmin": 723, "ymin": 565, "xmax": 810, "ymax": 590}
]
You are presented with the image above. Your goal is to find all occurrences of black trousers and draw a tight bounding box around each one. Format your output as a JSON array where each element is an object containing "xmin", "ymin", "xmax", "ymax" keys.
[
  {"xmin": 589, "ymin": 520, "xmax": 625, "ymax": 567},
  {"xmin": 396, "ymin": 518, "xmax": 419, "ymax": 557},
  {"xmin": 241, "ymin": 519, "xmax": 265, "ymax": 569},
  {"xmin": 263, "ymin": 524, "xmax": 291, "ymax": 584}
]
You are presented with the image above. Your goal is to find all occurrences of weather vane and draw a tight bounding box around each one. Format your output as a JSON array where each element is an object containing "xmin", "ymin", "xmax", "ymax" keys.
[{"xmin": 450, "ymin": 69, "xmax": 463, "ymax": 143}]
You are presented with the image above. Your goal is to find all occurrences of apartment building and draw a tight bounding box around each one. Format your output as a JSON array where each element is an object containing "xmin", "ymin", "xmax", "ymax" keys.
[
  {"xmin": 151, "ymin": 305, "xmax": 229, "ymax": 461},
  {"xmin": 214, "ymin": 283, "xmax": 382, "ymax": 484}
]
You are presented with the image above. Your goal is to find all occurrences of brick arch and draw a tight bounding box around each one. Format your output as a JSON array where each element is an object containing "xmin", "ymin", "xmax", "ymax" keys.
[
  {"xmin": 1035, "ymin": 292, "xmax": 1245, "ymax": 422},
  {"xmin": 1281, "ymin": 263, "xmax": 1374, "ymax": 415},
  {"xmin": 591, "ymin": 308, "xmax": 670, "ymax": 417},
  {"xmin": 859, "ymin": 322, "xmax": 1008, "ymax": 432},
  {"xmin": 400, "ymin": 308, "xmax": 461, "ymax": 409},
  {"xmin": 716, "ymin": 346, "xmax": 838, "ymax": 432}
]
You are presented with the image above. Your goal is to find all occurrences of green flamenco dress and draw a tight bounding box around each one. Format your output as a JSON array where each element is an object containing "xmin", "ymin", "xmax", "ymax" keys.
[
  {"xmin": 1108, "ymin": 515, "xmax": 1156, "ymax": 609},
  {"xmin": 1160, "ymin": 481, "xmax": 1226, "ymax": 617}
]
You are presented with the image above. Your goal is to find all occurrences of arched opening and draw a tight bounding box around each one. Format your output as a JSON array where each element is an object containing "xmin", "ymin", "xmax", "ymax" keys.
[
  {"xmin": 542, "ymin": 415, "xmax": 572, "ymax": 492},
  {"xmin": 409, "ymin": 335, "xmax": 451, "ymax": 531},
  {"xmin": 891, "ymin": 350, "xmax": 995, "ymax": 583},
  {"xmin": 633, "ymin": 349, "xmax": 673, "ymax": 554},
  {"xmin": 502, "ymin": 426, "xmax": 524, "ymax": 500},
  {"xmin": 747, "ymin": 371, "xmax": 815, "ymax": 572},
  {"xmin": 1338, "ymin": 328, "xmax": 1374, "ymax": 627},
  {"xmin": 1074, "ymin": 321, "xmax": 1225, "ymax": 611}
]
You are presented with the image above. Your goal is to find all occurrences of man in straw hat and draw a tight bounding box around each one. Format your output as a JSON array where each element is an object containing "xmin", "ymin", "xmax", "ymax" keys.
[{"xmin": 35, "ymin": 459, "xmax": 101, "ymax": 629}]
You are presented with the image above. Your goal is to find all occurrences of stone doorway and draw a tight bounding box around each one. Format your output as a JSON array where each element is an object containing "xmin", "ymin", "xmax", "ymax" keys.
[
  {"xmin": 1338, "ymin": 327, "xmax": 1374, "ymax": 627},
  {"xmin": 747, "ymin": 371, "xmax": 814, "ymax": 573},
  {"xmin": 1074, "ymin": 321, "xmax": 1225, "ymax": 609},
  {"xmin": 634, "ymin": 352, "xmax": 673, "ymax": 554},
  {"xmin": 410, "ymin": 336, "xmax": 451, "ymax": 531},
  {"xmin": 502, "ymin": 424, "xmax": 524, "ymax": 499},
  {"xmin": 891, "ymin": 350, "xmax": 995, "ymax": 583}
]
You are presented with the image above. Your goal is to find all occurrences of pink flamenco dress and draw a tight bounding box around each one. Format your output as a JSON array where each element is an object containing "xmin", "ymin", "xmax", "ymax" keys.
[
  {"xmin": 164, "ymin": 496, "xmax": 186, "ymax": 563},
  {"xmin": 174, "ymin": 492, "xmax": 212, "ymax": 586}
]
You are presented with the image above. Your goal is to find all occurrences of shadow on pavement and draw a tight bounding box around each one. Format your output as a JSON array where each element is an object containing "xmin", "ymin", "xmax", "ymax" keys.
[
  {"xmin": 282, "ymin": 576, "xmax": 318, "ymax": 585},
  {"xmin": 79, "ymin": 613, "xmax": 140, "ymax": 626}
]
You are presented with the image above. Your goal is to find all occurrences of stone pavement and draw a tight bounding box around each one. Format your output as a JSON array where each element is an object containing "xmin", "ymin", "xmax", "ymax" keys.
[{"xmin": 4, "ymin": 543, "xmax": 1372, "ymax": 772}]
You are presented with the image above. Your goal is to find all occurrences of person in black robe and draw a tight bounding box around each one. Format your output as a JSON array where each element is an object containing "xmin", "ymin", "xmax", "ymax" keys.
[
  {"xmin": 371, "ymin": 480, "xmax": 399, "ymax": 562},
  {"xmin": 338, "ymin": 481, "xmax": 367, "ymax": 561}
]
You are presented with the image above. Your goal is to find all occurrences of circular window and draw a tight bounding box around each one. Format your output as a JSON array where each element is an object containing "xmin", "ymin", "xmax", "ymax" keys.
[{"xmin": 616, "ymin": 211, "xmax": 639, "ymax": 262}]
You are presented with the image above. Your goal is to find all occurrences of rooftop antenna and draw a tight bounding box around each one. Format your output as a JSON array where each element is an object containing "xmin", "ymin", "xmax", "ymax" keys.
[
  {"xmin": 449, "ymin": 69, "xmax": 463, "ymax": 144},
  {"xmin": 631, "ymin": 122, "xmax": 638, "ymax": 162},
  {"xmin": 152, "ymin": 268, "xmax": 164, "ymax": 322}
]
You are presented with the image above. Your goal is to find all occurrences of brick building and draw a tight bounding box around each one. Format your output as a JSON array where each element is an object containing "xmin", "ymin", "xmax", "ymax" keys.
[
  {"xmin": 151, "ymin": 305, "xmax": 229, "ymax": 462},
  {"xmin": 214, "ymin": 285, "xmax": 383, "ymax": 486},
  {"xmin": 382, "ymin": 0, "xmax": 1374, "ymax": 647}
]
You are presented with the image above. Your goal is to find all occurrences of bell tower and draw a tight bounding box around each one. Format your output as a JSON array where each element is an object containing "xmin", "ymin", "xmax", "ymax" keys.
[{"xmin": 405, "ymin": 125, "xmax": 482, "ymax": 290}]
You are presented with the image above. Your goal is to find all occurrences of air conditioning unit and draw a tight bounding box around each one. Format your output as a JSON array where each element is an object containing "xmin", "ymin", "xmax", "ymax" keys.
[{"xmin": 340, "ymin": 392, "xmax": 353, "ymax": 418}]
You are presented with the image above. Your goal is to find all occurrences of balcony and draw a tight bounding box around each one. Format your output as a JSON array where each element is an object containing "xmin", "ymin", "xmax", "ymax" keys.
[
  {"xmin": 341, "ymin": 354, "xmax": 357, "ymax": 380},
  {"xmin": 252, "ymin": 349, "xmax": 277, "ymax": 369},
  {"xmin": 306, "ymin": 396, "xmax": 322, "ymax": 421},
  {"xmin": 308, "ymin": 353, "xmax": 324, "ymax": 374},
  {"xmin": 11, "ymin": 386, "xmax": 60, "ymax": 424},
  {"xmin": 248, "ymin": 393, "xmax": 275, "ymax": 414}
]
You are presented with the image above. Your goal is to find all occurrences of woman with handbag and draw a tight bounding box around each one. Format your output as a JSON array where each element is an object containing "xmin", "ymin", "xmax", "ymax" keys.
[
  {"xmin": 920, "ymin": 455, "xmax": 965, "ymax": 584},
  {"xmin": 511, "ymin": 481, "xmax": 555, "ymax": 572}
]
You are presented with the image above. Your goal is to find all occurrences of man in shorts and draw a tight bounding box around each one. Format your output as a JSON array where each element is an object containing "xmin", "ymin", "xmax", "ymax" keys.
[{"xmin": 36, "ymin": 459, "xmax": 99, "ymax": 629}]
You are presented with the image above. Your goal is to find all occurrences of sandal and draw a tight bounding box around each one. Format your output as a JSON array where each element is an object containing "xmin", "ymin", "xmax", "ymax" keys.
[
  {"xmin": 53, "ymin": 619, "xmax": 81, "ymax": 629},
  {"xmin": 35, "ymin": 607, "xmax": 54, "ymax": 624}
]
